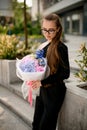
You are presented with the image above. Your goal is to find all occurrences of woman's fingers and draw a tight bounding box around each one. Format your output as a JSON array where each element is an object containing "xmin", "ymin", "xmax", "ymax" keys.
[{"xmin": 31, "ymin": 81, "xmax": 41, "ymax": 89}]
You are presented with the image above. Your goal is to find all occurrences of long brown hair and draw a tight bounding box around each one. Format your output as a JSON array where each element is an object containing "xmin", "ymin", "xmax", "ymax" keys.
[{"xmin": 43, "ymin": 13, "xmax": 63, "ymax": 74}]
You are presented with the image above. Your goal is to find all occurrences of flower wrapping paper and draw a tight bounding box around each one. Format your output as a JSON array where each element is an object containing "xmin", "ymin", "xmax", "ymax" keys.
[{"xmin": 16, "ymin": 50, "xmax": 50, "ymax": 106}]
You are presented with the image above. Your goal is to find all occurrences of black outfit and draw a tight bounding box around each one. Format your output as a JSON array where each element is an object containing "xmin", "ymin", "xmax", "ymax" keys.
[{"xmin": 32, "ymin": 42, "xmax": 70, "ymax": 130}]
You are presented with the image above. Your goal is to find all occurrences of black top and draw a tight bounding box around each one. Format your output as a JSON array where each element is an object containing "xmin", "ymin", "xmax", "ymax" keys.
[{"xmin": 41, "ymin": 42, "xmax": 70, "ymax": 87}]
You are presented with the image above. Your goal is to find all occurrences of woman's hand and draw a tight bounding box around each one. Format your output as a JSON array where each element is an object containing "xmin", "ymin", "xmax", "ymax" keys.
[{"xmin": 30, "ymin": 80, "xmax": 41, "ymax": 90}]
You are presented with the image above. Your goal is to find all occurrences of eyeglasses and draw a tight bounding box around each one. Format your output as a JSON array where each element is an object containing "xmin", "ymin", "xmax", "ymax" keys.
[{"xmin": 41, "ymin": 28, "xmax": 57, "ymax": 34}]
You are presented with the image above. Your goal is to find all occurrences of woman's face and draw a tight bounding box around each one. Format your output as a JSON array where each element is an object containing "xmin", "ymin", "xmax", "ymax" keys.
[{"xmin": 41, "ymin": 19, "xmax": 58, "ymax": 41}]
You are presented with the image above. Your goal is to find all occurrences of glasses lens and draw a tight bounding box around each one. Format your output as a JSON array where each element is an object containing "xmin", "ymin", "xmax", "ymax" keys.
[
  {"xmin": 41, "ymin": 29, "xmax": 56, "ymax": 34},
  {"xmin": 41, "ymin": 29, "xmax": 47, "ymax": 33},
  {"xmin": 48, "ymin": 29, "xmax": 55, "ymax": 34}
]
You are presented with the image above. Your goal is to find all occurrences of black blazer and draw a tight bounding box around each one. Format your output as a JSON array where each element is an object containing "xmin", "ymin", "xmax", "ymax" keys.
[{"xmin": 41, "ymin": 42, "xmax": 70, "ymax": 87}]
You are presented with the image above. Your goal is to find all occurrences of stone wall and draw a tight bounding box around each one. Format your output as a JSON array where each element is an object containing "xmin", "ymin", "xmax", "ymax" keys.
[
  {"xmin": 58, "ymin": 73, "xmax": 87, "ymax": 130},
  {"xmin": 0, "ymin": 60, "xmax": 21, "ymax": 86}
]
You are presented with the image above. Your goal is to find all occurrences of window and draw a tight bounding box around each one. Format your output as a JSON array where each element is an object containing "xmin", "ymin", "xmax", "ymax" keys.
[
  {"xmin": 64, "ymin": 13, "xmax": 81, "ymax": 35},
  {"xmin": 72, "ymin": 14, "xmax": 80, "ymax": 34}
]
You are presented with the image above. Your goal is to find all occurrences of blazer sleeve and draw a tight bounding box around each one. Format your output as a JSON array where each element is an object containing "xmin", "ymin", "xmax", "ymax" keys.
[{"xmin": 41, "ymin": 43, "xmax": 70, "ymax": 86}]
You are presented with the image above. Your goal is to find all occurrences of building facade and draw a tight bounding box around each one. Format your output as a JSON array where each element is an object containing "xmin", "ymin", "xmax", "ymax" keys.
[
  {"xmin": 32, "ymin": 0, "xmax": 87, "ymax": 36},
  {"xmin": 0, "ymin": 0, "xmax": 13, "ymax": 26},
  {"xmin": 31, "ymin": 0, "xmax": 43, "ymax": 21}
]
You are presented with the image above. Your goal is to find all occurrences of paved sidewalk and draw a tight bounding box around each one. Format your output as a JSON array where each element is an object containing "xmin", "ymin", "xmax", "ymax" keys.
[{"xmin": 65, "ymin": 35, "xmax": 87, "ymax": 70}]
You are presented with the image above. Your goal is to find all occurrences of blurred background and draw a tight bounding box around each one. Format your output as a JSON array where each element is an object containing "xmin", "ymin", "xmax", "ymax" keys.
[{"xmin": 0, "ymin": 0, "xmax": 87, "ymax": 37}]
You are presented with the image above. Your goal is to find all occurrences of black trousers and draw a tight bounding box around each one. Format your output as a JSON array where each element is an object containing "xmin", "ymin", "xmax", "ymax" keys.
[{"xmin": 32, "ymin": 85, "xmax": 66, "ymax": 130}]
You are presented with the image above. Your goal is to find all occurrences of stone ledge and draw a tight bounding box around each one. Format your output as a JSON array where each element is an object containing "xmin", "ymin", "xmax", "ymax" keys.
[{"xmin": 58, "ymin": 73, "xmax": 87, "ymax": 130}]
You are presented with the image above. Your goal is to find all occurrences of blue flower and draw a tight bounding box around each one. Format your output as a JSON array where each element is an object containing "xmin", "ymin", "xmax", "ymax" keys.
[
  {"xmin": 19, "ymin": 60, "xmax": 36, "ymax": 72},
  {"xmin": 35, "ymin": 49, "xmax": 44, "ymax": 59}
]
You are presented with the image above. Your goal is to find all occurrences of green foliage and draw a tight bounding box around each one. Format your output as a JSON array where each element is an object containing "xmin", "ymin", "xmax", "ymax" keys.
[
  {"xmin": 13, "ymin": 22, "xmax": 24, "ymax": 34},
  {"xmin": 0, "ymin": 34, "xmax": 19, "ymax": 59},
  {"xmin": 0, "ymin": 25, "xmax": 8, "ymax": 34},
  {"xmin": 12, "ymin": 1, "xmax": 25, "ymax": 26},
  {"xmin": 12, "ymin": 1, "xmax": 41, "ymax": 35},
  {"xmin": 17, "ymin": 38, "xmax": 41, "ymax": 58},
  {"xmin": 0, "ymin": 34, "xmax": 41, "ymax": 60},
  {"xmin": 31, "ymin": 22, "xmax": 41, "ymax": 35},
  {"xmin": 75, "ymin": 43, "xmax": 87, "ymax": 82}
]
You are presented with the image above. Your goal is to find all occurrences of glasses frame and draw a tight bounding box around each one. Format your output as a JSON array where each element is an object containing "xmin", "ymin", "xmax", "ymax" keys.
[{"xmin": 41, "ymin": 28, "xmax": 57, "ymax": 34}]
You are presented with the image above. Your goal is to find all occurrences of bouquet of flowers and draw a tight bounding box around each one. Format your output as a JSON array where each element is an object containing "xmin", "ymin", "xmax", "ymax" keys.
[{"xmin": 16, "ymin": 49, "xmax": 50, "ymax": 106}]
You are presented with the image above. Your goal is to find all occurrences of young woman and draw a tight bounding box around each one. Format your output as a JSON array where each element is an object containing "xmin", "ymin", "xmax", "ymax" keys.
[{"xmin": 31, "ymin": 13, "xmax": 70, "ymax": 130}]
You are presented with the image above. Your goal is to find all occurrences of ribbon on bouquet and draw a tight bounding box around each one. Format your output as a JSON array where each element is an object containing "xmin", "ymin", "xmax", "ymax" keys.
[{"xmin": 26, "ymin": 81, "xmax": 33, "ymax": 106}]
